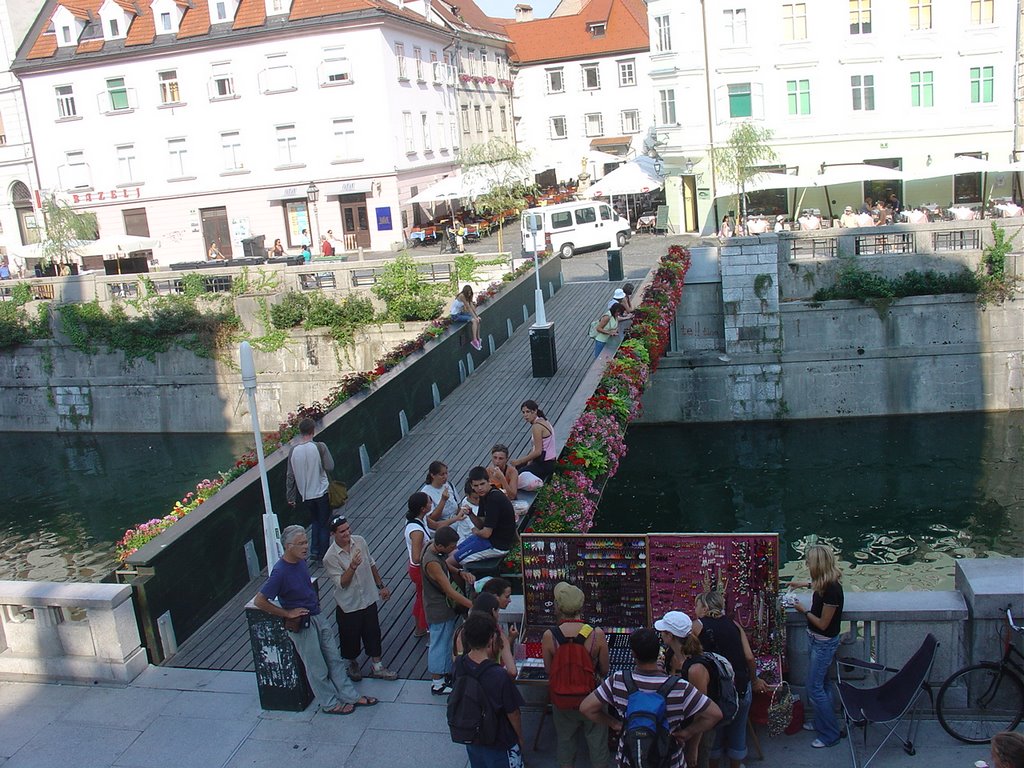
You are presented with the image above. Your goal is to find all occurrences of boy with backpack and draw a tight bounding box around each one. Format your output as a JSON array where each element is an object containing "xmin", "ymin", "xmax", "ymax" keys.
[
  {"xmin": 448, "ymin": 614, "xmax": 525, "ymax": 768},
  {"xmin": 581, "ymin": 628, "xmax": 723, "ymax": 768},
  {"xmin": 542, "ymin": 581, "xmax": 610, "ymax": 768}
]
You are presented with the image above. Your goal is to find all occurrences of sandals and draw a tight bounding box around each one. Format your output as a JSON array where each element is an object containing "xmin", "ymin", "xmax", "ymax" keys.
[{"xmin": 322, "ymin": 697, "xmax": 376, "ymax": 715}]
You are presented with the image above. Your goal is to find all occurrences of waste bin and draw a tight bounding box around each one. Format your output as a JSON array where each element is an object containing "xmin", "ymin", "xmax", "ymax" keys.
[
  {"xmin": 241, "ymin": 235, "xmax": 266, "ymax": 260},
  {"xmin": 529, "ymin": 323, "xmax": 557, "ymax": 378},
  {"xmin": 607, "ymin": 248, "xmax": 624, "ymax": 282},
  {"xmin": 246, "ymin": 602, "xmax": 314, "ymax": 711}
]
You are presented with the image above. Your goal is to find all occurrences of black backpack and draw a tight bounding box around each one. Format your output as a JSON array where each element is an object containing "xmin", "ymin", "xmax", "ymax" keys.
[
  {"xmin": 621, "ymin": 670, "xmax": 680, "ymax": 768},
  {"xmin": 447, "ymin": 656, "xmax": 501, "ymax": 746}
]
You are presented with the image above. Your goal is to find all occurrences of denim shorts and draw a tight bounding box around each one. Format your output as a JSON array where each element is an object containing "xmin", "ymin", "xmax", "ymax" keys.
[
  {"xmin": 452, "ymin": 312, "xmax": 473, "ymax": 323},
  {"xmin": 427, "ymin": 617, "xmax": 458, "ymax": 676}
]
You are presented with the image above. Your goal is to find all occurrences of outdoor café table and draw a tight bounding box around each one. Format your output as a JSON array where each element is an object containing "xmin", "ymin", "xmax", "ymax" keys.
[
  {"xmin": 950, "ymin": 206, "xmax": 977, "ymax": 221},
  {"xmin": 636, "ymin": 214, "xmax": 656, "ymax": 233}
]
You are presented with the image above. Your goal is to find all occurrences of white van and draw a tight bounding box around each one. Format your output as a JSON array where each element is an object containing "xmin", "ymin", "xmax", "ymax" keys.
[{"xmin": 521, "ymin": 200, "xmax": 632, "ymax": 259}]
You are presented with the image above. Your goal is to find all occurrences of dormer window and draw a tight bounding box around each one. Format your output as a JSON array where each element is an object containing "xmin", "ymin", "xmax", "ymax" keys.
[
  {"xmin": 99, "ymin": 0, "xmax": 132, "ymax": 41},
  {"xmin": 215, "ymin": 1, "xmax": 226, "ymax": 19},
  {"xmin": 151, "ymin": 0, "xmax": 183, "ymax": 34},
  {"xmin": 588, "ymin": 22, "xmax": 606, "ymax": 37},
  {"xmin": 52, "ymin": 6, "xmax": 85, "ymax": 47},
  {"xmin": 109, "ymin": 18, "xmax": 118, "ymax": 35},
  {"xmin": 62, "ymin": 26, "xmax": 72, "ymax": 42},
  {"xmin": 265, "ymin": 0, "xmax": 289, "ymax": 15},
  {"xmin": 160, "ymin": 12, "xmax": 171, "ymax": 29},
  {"xmin": 207, "ymin": 0, "xmax": 237, "ymax": 25}
]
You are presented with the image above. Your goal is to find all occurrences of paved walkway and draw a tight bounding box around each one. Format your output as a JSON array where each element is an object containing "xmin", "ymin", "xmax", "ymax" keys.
[{"xmin": 0, "ymin": 667, "xmax": 997, "ymax": 768}]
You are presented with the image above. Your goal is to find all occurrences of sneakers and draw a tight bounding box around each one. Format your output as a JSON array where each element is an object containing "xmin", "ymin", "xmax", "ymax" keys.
[
  {"xmin": 347, "ymin": 663, "xmax": 363, "ymax": 682},
  {"xmin": 431, "ymin": 680, "xmax": 453, "ymax": 696},
  {"xmin": 811, "ymin": 738, "xmax": 838, "ymax": 749},
  {"xmin": 369, "ymin": 665, "xmax": 398, "ymax": 681},
  {"xmin": 471, "ymin": 339, "xmax": 482, "ymax": 351},
  {"xmin": 803, "ymin": 721, "xmax": 816, "ymax": 731}
]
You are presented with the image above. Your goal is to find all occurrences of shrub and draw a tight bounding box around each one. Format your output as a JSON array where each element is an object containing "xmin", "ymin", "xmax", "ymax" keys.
[
  {"xmin": 270, "ymin": 291, "xmax": 310, "ymax": 329},
  {"xmin": 814, "ymin": 263, "xmax": 979, "ymax": 302},
  {"xmin": 372, "ymin": 252, "xmax": 446, "ymax": 321}
]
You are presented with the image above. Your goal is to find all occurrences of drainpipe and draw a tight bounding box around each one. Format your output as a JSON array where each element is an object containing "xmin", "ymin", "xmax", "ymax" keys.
[{"xmin": 700, "ymin": 0, "xmax": 719, "ymax": 229}]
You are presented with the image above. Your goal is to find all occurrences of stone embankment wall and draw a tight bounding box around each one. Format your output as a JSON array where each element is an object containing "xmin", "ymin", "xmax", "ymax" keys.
[
  {"xmin": 0, "ymin": 324, "xmax": 425, "ymax": 433},
  {"xmin": 642, "ymin": 223, "xmax": 1024, "ymax": 423}
]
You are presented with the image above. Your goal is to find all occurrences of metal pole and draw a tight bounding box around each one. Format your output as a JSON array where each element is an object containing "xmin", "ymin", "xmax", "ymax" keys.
[
  {"xmin": 240, "ymin": 341, "xmax": 283, "ymax": 570},
  {"xmin": 529, "ymin": 216, "xmax": 547, "ymax": 325}
]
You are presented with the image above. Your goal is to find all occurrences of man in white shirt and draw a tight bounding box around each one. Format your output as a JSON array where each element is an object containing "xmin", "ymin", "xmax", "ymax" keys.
[
  {"xmin": 839, "ymin": 206, "xmax": 860, "ymax": 228},
  {"xmin": 285, "ymin": 418, "xmax": 333, "ymax": 564},
  {"xmin": 323, "ymin": 514, "xmax": 397, "ymax": 682}
]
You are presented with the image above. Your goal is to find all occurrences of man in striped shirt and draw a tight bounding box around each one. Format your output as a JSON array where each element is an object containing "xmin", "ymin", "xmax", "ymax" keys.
[{"xmin": 580, "ymin": 628, "xmax": 722, "ymax": 768}]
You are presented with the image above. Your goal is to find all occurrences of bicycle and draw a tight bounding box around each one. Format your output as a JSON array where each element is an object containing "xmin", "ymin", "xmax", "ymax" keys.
[{"xmin": 935, "ymin": 606, "xmax": 1024, "ymax": 744}]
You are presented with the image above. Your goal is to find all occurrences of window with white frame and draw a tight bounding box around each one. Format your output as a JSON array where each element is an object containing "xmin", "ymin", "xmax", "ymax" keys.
[
  {"xmin": 970, "ymin": 0, "xmax": 993, "ymax": 24},
  {"xmin": 909, "ymin": 0, "xmax": 932, "ymax": 29},
  {"xmin": 214, "ymin": 0, "xmax": 227, "ymax": 20},
  {"xmin": 55, "ymin": 85, "xmax": 77, "ymax": 118},
  {"xmin": 260, "ymin": 55, "xmax": 296, "ymax": 93},
  {"xmin": 106, "ymin": 77, "xmax": 130, "ymax": 111},
  {"xmin": 421, "ymin": 112, "xmax": 431, "ymax": 151},
  {"xmin": 61, "ymin": 25, "xmax": 72, "ymax": 43},
  {"xmin": 485, "ymin": 106, "xmax": 493, "ymax": 132},
  {"xmin": 220, "ymin": 131, "xmax": 243, "ymax": 170},
  {"xmin": 546, "ymin": 68, "xmax": 564, "ymax": 93},
  {"xmin": 621, "ymin": 109, "xmax": 640, "ymax": 133},
  {"xmin": 849, "ymin": 0, "xmax": 872, "ymax": 34},
  {"xmin": 910, "ymin": 70, "xmax": 934, "ymax": 107},
  {"xmin": 588, "ymin": 22, "xmax": 605, "ymax": 37},
  {"xmin": 659, "ymin": 89, "xmax": 676, "ymax": 124},
  {"xmin": 618, "ymin": 59, "xmax": 635, "ymax": 87},
  {"xmin": 782, "ymin": 3, "xmax": 807, "ymax": 40},
  {"xmin": 549, "ymin": 116, "xmax": 567, "ymax": 139},
  {"xmin": 116, "ymin": 143, "xmax": 137, "ymax": 182},
  {"xmin": 167, "ymin": 138, "xmax": 188, "ymax": 177},
  {"xmin": 970, "ymin": 66, "xmax": 994, "ymax": 103},
  {"xmin": 436, "ymin": 112, "xmax": 446, "ymax": 149},
  {"xmin": 450, "ymin": 119, "xmax": 458, "ymax": 150},
  {"xmin": 460, "ymin": 105, "xmax": 470, "ymax": 134},
  {"xmin": 581, "ymin": 64, "xmax": 600, "ymax": 90},
  {"xmin": 474, "ymin": 105, "xmax": 482, "ymax": 133},
  {"xmin": 63, "ymin": 150, "xmax": 90, "ymax": 189},
  {"xmin": 320, "ymin": 48, "xmax": 352, "ymax": 85},
  {"xmin": 158, "ymin": 70, "xmax": 181, "ymax": 104},
  {"xmin": 723, "ymin": 8, "xmax": 748, "ymax": 44},
  {"xmin": 851, "ymin": 74, "xmax": 875, "ymax": 110},
  {"xmin": 332, "ymin": 117, "xmax": 355, "ymax": 160},
  {"xmin": 414, "ymin": 47, "xmax": 424, "ymax": 81},
  {"xmin": 395, "ymin": 43, "xmax": 407, "ymax": 80},
  {"xmin": 108, "ymin": 18, "xmax": 119, "ymax": 37},
  {"xmin": 728, "ymin": 83, "xmax": 752, "ymax": 117},
  {"xmin": 403, "ymin": 111, "xmax": 415, "ymax": 152},
  {"xmin": 654, "ymin": 14, "xmax": 672, "ymax": 52},
  {"xmin": 159, "ymin": 11, "xmax": 171, "ymax": 30},
  {"xmin": 210, "ymin": 64, "xmax": 235, "ymax": 99},
  {"xmin": 275, "ymin": 123, "xmax": 298, "ymax": 165},
  {"xmin": 499, "ymin": 106, "xmax": 508, "ymax": 132},
  {"xmin": 787, "ymin": 79, "xmax": 810, "ymax": 114}
]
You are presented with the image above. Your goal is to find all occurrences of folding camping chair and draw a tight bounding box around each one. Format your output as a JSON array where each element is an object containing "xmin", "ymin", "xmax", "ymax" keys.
[{"xmin": 837, "ymin": 633, "xmax": 938, "ymax": 768}]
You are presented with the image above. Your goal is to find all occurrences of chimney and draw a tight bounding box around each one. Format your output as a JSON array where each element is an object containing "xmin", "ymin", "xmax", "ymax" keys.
[{"xmin": 514, "ymin": 3, "xmax": 533, "ymax": 21}]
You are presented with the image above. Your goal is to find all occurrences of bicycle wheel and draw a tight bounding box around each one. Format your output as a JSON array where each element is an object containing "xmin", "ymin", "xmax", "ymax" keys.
[{"xmin": 937, "ymin": 662, "xmax": 1024, "ymax": 744}]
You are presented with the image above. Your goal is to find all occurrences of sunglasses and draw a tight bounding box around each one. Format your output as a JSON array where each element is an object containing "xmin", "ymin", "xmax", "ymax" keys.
[{"xmin": 329, "ymin": 516, "xmax": 348, "ymax": 531}]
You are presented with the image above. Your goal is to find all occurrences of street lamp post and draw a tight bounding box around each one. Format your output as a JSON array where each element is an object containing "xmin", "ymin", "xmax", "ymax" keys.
[
  {"xmin": 528, "ymin": 214, "xmax": 547, "ymax": 325},
  {"xmin": 526, "ymin": 213, "xmax": 556, "ymax": 377},
  {"xmin": 239, "ymin": 341, "xmax": 283, "ymax": 569},
  {"xmin": 306, "ymin": 182, "xmax": 320, "ymax": 251}
]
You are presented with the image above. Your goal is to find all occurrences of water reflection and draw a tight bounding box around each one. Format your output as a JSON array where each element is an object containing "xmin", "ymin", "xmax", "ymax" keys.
[
  {"xmin": 0, "ymin": 432, "xmax": 252, "ymax": 582},
  {"xmin": 596, "ymin": 412, "xmax": 1023, "ymax": 589}
]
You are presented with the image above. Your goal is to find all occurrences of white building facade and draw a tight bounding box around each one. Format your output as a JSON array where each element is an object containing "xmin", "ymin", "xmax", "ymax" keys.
[
  {"xmin": 506, "ymin": 0, "xmax": 651, "ymax": 183},
  {"xmin": 645, "ymin": 0, "xmax": 1017, "ymax": 233},
  {"xmin": 13, "ymin": 0, "xmax": 466, "ymax": 264}
]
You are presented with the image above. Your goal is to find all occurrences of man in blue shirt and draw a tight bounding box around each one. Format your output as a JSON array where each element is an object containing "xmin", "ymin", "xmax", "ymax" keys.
[{"xmin": 254, "ymin": 525, "xmax": 378, "ymax": 714}]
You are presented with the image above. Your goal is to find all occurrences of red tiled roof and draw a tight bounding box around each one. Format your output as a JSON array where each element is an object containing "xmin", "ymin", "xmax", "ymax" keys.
[
  {"xmin": 76, "ymin": 37, "xmax": 104, "ymax": 51},
  {"xmin": 289, "ymin": 0, "xmax": 374, "ymax": 22},
  {"xmin": 504, "ymin": 0, "xmax": 647, "ymax": 64},
  {"xmin": 26, "ymin": 33, "xmax": 59, "ymax": 59},
  {"xmin": 110, "ymin": 0, "xmax": 138, "ymax": 11},
  {"xmin": 433, "ymin": 0, "xmax": 506, "ymax": 37},
  {"xmin": 62, "ymin": 0, "xmax": 94, "ymax": 19},
  {"xmin": 232, "ymin": 0, "xmax": 266, "ymax": 29},
  {"xmin": 176, "ymin": 0, "xmax": 210, "ymax": 38},
  {"xmin": 125, "ymin": 5, "xmax": 155, "ymax": 45}
]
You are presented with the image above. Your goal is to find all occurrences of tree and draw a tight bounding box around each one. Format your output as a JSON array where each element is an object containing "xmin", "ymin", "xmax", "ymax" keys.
[
  {"xmin": 459, "ymin": 138, "xmax": 537, "ymax": 254},
  {"xmin": 41, "ymin": 196, "xmax": 98, "ymax": 267},
  {"xmin": 711, "ymin": 122, "xmax": 777, "ymax": 230}
]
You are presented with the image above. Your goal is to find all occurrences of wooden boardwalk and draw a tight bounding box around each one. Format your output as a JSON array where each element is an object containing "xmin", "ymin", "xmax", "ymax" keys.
[{"xmin": 166, "ymin": 281, "xmax": 618, "ymax": 678}]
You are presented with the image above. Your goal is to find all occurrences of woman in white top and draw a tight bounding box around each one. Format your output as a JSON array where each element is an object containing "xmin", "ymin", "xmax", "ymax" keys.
[
  {"xmin": 404, "ymin": 492, "xmax": 434, "ymax": 638},
  {"xmin": 450, "ymin": 285, "xmax": 481, "ymax": 350},
  {"xmin": 421, "ymin": 461, "xmax": 465, "ymax": 531}
]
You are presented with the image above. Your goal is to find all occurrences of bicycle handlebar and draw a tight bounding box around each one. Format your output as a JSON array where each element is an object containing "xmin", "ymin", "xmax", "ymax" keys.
[{"xmin": 1007, "ymin": 606, "xmax": 1023, "ymax": 633}]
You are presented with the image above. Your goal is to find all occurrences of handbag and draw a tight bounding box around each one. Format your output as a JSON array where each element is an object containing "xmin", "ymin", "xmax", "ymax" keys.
[
  {"xmin": 283, "ymin": 614, "xmax": 310, "ymax": 633},
  {"xmin": 767, "ymin": 682, "xmax": 795, "ymax": 737},
  {"xmin": 328, "ymin": 479, "xmax": 348, "ymax": 508}
]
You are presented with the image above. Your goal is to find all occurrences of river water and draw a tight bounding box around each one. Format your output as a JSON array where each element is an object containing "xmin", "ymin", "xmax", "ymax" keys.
[
  {"xmin": 596, "ymin": 411, "xmax": 1024, "ymax": 590},
  {"xmin": 0, "ymin": 432, "xmax": 251, "ymax": 582}
]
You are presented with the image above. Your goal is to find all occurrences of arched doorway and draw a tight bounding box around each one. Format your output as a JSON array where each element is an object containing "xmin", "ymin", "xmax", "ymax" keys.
[{"xmin": 11, "ymin": 181, "xmax": 40, "ymax": 245}]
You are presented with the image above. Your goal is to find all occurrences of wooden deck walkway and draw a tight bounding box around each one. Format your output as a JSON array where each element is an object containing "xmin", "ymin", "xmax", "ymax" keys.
[{"xmin": 166, "ymin": 281, "xmax": 619, "ymax": 679}]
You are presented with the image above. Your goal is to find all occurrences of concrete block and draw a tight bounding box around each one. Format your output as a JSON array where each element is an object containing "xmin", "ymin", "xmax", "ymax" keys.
[
  {"xmin": 115, "ymin": 714, "xmax": 257, "ymax": 768},
  {"xmin": 12, "ymin": 721, "xmax": 141, "ymax": 767},
  {"xmin": 955, "ymin": 558, "xmax": 1024, "ymax": 618}
]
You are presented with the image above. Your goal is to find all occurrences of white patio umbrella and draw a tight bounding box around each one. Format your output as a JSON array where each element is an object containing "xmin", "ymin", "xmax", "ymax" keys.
[
  {"xmin": 902, "ymin": 155, "xmax": 998, "ymax": 181},
  {"xmin": 75, "ymin": 235, "xmax": 161, "ymax": 256},
  {"xmin": 585, "ymin": 156, "xmax": 663, "ymax": 197},
  {"xmin": 812, "ymin": 164, "xmax": 905, "ymax": 187},
  {"xmin": 407, "ymin": 176, "xmax": 468, "ymax": 205}
]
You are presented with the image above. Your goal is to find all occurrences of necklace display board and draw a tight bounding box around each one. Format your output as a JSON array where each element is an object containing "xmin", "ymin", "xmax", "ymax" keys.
[
  {"xmin": 647, "ymin": 533, "xmax": 783, "ymax": 684},
  {"xmin": 517, "ymin": 534, "xmax": 649, "ymax": 681}
]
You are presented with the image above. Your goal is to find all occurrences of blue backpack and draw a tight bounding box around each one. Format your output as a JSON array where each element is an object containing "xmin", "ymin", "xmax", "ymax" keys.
[{"xmin": 621, "ymin": 671, "xmax": 681, "ymax": 768}]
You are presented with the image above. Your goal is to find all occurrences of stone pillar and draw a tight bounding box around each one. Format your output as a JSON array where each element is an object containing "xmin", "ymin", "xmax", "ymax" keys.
[
  {"xmin": 955, "ymin": 558, "xmax": 1024, "ymax": 666},
  {"xmin": 720, "ymin": 235, "xmax": 781, "ymax": 356}
]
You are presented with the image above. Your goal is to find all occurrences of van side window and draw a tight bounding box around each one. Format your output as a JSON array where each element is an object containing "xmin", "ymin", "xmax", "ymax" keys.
[
  {"xmin": 551, "ymin": 211, "xmax": 573, "ymax": 229},
  {"xmin": 599, "ymin": 205, "xmax": 612, "ymax": 220},
  {"xmin": 575, "ymin": 207, "xmax": 597, "ymax": 225}
]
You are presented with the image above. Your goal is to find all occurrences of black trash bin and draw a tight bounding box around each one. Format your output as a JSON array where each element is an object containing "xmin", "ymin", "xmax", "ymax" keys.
[
  {"xmin": 241, "ymin": 235, "xmax": 267, "ymax": 260},
  {"xmin": 246, "ymin": 603, "xmax": 314, "ymax": 711},
  {"xmin": 607, "ymin": 248, "xmax": 624, "ymax": 282},
  {"xmin": 529, "ymin": 323, "xmax": 557, "ymax": 378}
]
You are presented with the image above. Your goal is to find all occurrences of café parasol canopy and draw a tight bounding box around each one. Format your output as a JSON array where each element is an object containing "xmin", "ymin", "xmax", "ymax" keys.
[{"xmin": 584, "ymin": 156, "xmax": 663, "ymax": 197}]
